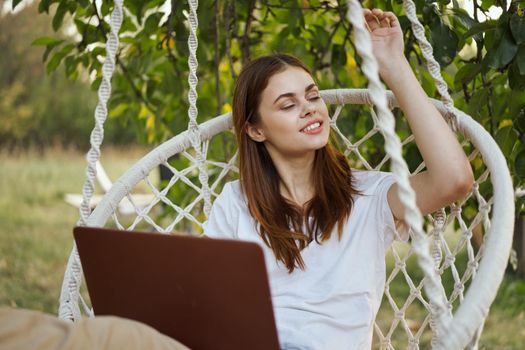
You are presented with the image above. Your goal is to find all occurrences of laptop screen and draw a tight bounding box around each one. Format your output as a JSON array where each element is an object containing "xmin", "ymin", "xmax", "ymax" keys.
[{"xmin": 74, "ymin": 226, "xmax": 280, "ymax": 350}]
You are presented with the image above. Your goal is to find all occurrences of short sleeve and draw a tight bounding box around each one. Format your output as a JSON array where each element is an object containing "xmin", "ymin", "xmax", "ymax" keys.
[
  {"xmin": 373, "ymin": 172, "xmax": 410, "ymax": 249},
  {"xmin": 202, "ymin": 182, "xmax": 238, "ymax": 239}
]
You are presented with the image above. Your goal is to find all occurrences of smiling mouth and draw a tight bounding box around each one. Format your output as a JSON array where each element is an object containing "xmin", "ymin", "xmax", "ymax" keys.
[{"xmin": 301, "ymin": 122, "xmax": 322, "ymax": 133}]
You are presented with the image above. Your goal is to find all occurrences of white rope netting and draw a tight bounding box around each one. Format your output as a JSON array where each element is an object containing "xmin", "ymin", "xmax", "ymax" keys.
[
  {"xmin": 58, "ymin": 0, "xmax": 124, "ymax": 321},
  {"xmin": 58, "ymin": 0, "xmax": 515, "ymax": 349}
]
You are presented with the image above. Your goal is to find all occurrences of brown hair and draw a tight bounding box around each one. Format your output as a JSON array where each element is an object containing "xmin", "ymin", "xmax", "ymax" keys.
[{"xmin": 232, "ymin": 53, "xmax": 359, "ymax": 272}]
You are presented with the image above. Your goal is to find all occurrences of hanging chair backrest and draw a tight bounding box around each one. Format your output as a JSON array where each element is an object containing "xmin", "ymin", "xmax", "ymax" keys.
[{"xmin": 80, "ymin": 88, "xmax": 514, "ymax": 349}]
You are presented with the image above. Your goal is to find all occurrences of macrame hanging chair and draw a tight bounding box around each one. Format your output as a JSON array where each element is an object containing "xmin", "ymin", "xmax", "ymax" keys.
[{"xmin": 58, "ymin": 0, "xmax": 515, "ymax": 349}]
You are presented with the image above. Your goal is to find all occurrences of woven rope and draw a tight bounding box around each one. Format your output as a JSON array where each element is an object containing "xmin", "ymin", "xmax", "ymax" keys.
[
  {"xmin": 345, "ymin": 0, "xmax": 451, "ymax": 336},
  {"xmin": 401, "ymin": 0, "xmax": 464, "ymax": 344},
  {"xmin": 402, "ymin": 0, "xmax": 458, "ymax": 131},
  {"xmin": 58, "ymin": 0, "xmax": 124, "ymax": 321},
  {"xmin": 400, "ymin": 1, "xmax": 493, "ymax": 347},
  {"xmin": 186, "ymin": 0, "xmax": 213, "ymax": 218}
]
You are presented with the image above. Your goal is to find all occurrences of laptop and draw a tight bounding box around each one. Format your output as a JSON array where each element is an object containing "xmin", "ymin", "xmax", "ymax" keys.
[{"xmin": 73, "ymin": 226, "xmax": 280, "ymax": 350}]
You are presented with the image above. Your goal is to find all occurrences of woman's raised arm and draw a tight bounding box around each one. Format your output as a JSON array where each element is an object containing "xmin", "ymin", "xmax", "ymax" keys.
[{"xmin": 363, "ymin": 8, "xmax": 474, "ymax": 219}]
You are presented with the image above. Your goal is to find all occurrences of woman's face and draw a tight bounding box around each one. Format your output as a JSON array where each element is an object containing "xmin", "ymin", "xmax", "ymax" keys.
[{"xmin": 247, "ymin": 66, "xmax": 330, "ymax": 159}]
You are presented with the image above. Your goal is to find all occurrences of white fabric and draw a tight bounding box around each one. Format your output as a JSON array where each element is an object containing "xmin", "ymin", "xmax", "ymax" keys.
[{"xmin": 203, "ymin": 170, "xmax": 407, "ymax": 350}]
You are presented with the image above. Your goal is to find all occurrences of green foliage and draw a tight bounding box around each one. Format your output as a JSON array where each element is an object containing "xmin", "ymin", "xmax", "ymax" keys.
[
  {"xmin": 21, "ymin": 0, "xmax": 525, "ymax": 214},
  {"xmin": 0, "ymin": 4, "xmax": 135, "ymax": 150}
]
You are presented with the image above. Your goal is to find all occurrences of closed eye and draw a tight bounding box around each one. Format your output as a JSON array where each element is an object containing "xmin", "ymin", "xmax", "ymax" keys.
[{"xmin": 282, "ymin": 95, "xmax": 320, "ymax": 110}]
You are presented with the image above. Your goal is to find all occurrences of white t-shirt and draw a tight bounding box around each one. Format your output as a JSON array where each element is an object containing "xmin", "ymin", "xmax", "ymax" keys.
[{"xmin": 202, "ymin": 170, "xmax": 406, "ymax": 350}]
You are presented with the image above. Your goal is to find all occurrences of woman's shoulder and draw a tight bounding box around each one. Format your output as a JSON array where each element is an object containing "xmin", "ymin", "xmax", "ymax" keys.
[
  {"xmin": 218, "ymin": 180, "xmax": 247, "ymax": 206},
  {"xmin": 351, "ymin": 169, "xmax": 395, "ymax": 195},
  {"xmin": 220, "ymin": 179, "xmax": 240, "ymax": 196}
]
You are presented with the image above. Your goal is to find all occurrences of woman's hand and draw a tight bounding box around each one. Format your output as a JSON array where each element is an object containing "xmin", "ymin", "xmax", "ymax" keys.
[{"xmin": 363, "ymin": 8, "xmax": 406, "ymax": 80}]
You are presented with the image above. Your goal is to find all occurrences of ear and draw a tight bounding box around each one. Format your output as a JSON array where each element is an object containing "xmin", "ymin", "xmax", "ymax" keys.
[{"xmin": 245, "ymin": 122, "xmax": 266, "ymax": 142}]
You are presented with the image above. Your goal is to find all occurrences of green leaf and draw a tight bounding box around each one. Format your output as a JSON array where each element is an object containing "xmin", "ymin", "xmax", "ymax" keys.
[
  {"xmin": 509, "ymin": 90, "xmax": 525, "ymax": 118},
  {"xmin": 450, "ymin": 8, "xmax": 478, "ymax": 30},
  {"xmin": 83, "ymin": 24, "xmax": 103, "ymax": 45},
  {"xmin": 43, "ymin": 45, "xmax": 56, "ymax": 62},
  {"xmin": 463, "ymin": 20, "xmax": 497, "ymax": 39},
  {"xmin": 515, "ymin": 151, "xmax": 525, "ymax": 179},
  {"xmin": 32, "ymin": 37, "xmax": 63, "ymax": 46},
  {"xmin": 310, "ymin": 25, "xmax": 329, "ymax": 48},
  {"xmin": 495, "ymin": 125, "xmax": 518, "ymax": 156},
  {"xmin": 52, "ymin": 1, "xmax": 68, "ymax": 31},
  {"xmin": 109, "ymin": 103, "xmax": 129, "ymax": 119},
  {"xmin": 77, "ymin": 0, "xmax": 90, "ymax": 8},
  {"xmin": 121, "ymin": 15, "xmax": 137, "ymax": 33},
  {"xmin": 454, "ymin": 63, "xmax": 481, "ymax": 88},
  {"xmin": 74, "ymin": 18, "xmax": 86, "ymax": 33},
  {"xmin": 430, "ymin": 22, "xmax": 458, "ymax": 66},
  {"xmin": 12, "ymin": 0, "xmax": 24, "ymax": 10},
  {"xmin": 46, "ymin": 44, "xmax": 74, "ymax": 74},
  {"xmin": 39, "ymin": 38, "xmax": 64, "ymax": 62},
  {"xmin": 144, "ymin": 13, "xmax": 162, "ymax": 35},
  {"xmin": 450, "ymin": 8, "xmax": 482, "ymax": 44},
  {"xmin": 406, "ymin": 143, "xmax": 423, "ymax": 172},
  {"xmin": 331, "ymin": 44, "xmax": 347, "ymax": 72},
  {"xmin": 91, "ymin": 76, "xmax": 102, "ymax": 91},
  {"xmin": 126, "ymin": 0, "xmax": 146, "ymax": 24},
  {"xmin": 101, "ymin": 1, "xmax": 111, "ymax": 16},
  {"xmin": 510, "ymin": 14, "xmax": 525, "ymax": 45},
  {"xmin": 484, "ymin": 27, "xmax": 518, "ymax": 69},
  {"xmin": 515, "ymin": 109, "xmax": 525, "ymax": 134},
  {"xmin": 517, "ymin": 45, "xmax": 525, "ymax": 75},
  {"xmin": 480, "ymin": 0, "xmax": 496, "ymax": 11},
  {"xmin": 509, "ymin": 60, "xmax": 525, "ymax": 90},
  {"xmin": 38, "ymin": 0, "xmax": 55, "ymax": 13},
  {"xmin": 64, "ymin": 55, "xmax": 78, "ymax": 79},
  {"xmin": 468, "ymin": 88, "xmax": 488, "ymax": 118}
]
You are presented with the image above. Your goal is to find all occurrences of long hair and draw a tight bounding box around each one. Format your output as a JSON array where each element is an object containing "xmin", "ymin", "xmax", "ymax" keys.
[{"xmin": 232, "ymin": 53, "xmax": 360, "ymax": 272}]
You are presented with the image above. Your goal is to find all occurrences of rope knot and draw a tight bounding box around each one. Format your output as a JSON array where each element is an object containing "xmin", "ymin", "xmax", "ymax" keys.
[
  {"xmin": 454, "ymin": 282, "xmax": 464, "ymax": 293},
  {"xmin": 445, "ymin": 254, "xmax": 455, "ymax": 265},
  {"xmin": 468, "ymin": 260, "xmax": 479, "ymax": 270}
]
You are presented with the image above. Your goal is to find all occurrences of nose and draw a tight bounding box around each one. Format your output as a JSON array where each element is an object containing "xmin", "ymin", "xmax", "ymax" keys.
[{"xmin": 300, "ymin": 99, "xmax": 316, "ymax": 118}]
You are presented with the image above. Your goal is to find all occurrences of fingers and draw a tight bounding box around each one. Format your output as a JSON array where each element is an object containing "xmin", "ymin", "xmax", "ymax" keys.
[
  {"xmin": 363, "ymin": 9, "xmax": 380, "ymax": 31},
  {"xmin": 363, "ymin": 8, "xmax": 399, "ymax": 31}
]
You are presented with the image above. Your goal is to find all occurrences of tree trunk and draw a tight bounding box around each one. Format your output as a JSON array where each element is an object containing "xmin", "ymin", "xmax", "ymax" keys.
[{"xmin": 513, "ymin": 216, "xmax": 525, "ymax": 277}]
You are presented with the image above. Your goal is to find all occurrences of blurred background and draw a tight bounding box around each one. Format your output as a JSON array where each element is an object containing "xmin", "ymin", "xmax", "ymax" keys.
[{"xmin": 1, "ymin": 0, "xmax": 524, "ymax": 348}]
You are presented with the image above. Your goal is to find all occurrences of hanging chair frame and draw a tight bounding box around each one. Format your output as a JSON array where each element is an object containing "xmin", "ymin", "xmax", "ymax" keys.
[{"xmin": 71, "ymin": 88, "xmax": 513, "ymax": 349}]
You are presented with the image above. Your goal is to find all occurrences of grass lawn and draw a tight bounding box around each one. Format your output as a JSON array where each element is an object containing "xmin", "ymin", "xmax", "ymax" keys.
[{"xmin": 0, "ymin": 148, "xmax": 523, "ymax": 348}]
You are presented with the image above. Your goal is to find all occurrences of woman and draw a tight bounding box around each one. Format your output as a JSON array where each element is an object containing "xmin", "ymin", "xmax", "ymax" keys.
[{"xmin": 203, "ymin": 9, "xmax": 473, "ymax": 350}]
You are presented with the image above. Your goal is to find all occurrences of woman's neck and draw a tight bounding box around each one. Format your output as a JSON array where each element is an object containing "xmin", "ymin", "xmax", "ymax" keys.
[{"xmin": 268, "ymin": 150, "xmax": 316, "ymax": 207}]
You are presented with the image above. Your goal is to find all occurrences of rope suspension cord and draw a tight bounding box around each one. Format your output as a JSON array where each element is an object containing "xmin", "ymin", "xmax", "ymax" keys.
[
  {"xmin": 186, "ymin": 0, "xmax": 213, "ymax": 218},
  {"xmin": 58, "ymin": 0, "xmax": 124, "ymax": 321},
  {"xmin": 345, "ymin": 0, "xmax": 452, "ymax": 340},
  {"xmin": 400, "ymin": 1, "xmax": 515, "ymax": 348},
  {"xmin": 402, "ymin": 0, "xmax": 459, "ymax": 132},
  {"xmin": 400, "ymin": 0, "xmax": 483, "ymax": 347}
]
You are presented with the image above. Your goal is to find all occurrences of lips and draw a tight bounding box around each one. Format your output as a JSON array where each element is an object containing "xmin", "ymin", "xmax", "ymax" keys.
[{"xmin": 300, "ymin": 119, "xmax": 324, "ymax": 133}]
